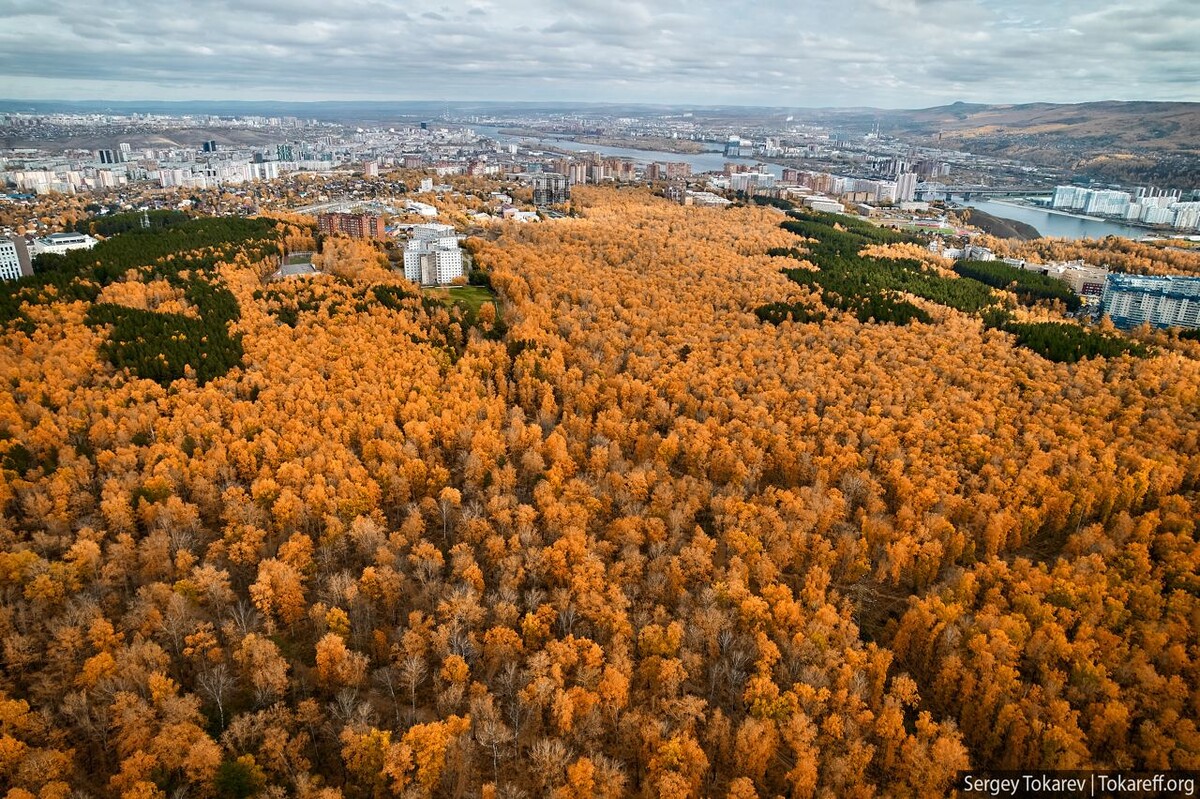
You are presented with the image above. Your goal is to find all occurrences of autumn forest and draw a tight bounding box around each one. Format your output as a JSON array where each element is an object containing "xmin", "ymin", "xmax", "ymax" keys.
[{"xmin": 1, "ymin": 185, "xmax": 1198, "ymax": 798}]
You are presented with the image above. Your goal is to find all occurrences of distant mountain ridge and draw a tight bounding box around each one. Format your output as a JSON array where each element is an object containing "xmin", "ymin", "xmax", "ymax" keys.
[{"xmin": 807, "ymin": 101, "xmax": 1200, "ymax": 188}]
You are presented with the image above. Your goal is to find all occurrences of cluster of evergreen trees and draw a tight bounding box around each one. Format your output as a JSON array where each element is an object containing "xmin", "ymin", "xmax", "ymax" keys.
[
  {"xmin": 753, "ymin": 301, "xmax": 826, "ymax": 325},
  {"xmin": 72, "ymin": 209, "xmax": 190, "ymax": 237},
  {"xmin": 955, "ymin": 259, "xmax": 1082, "ymax": 311},
  {"xmin": 34, "ymin": 214, "xmax": 279, "ymax": 283},
  {"xmin": 254, "ymin": 282, "xmax": 423, "ymax": 328},
  {"xmin": 5, "ymin": 214, "xmax": 283, "ymax": 385},
  {"xmin": 757, "ymin": 210, "xmax": 1144, "ymax": 364},
  {"xmin": 763, "ymin": 210, "xmax": 993, "ymax": 324},
  {"xmin": 980, "ymin": 308, "xmax": 1146, "ymax": 363},
  {"xmin": 85, "ymin": 288, "xmax": 244, "ymax": 385}
]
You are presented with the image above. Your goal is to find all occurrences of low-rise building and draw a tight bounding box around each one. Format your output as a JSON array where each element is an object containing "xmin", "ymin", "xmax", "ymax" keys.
[
  {"xmin": 802, "ymin": 196, "xmax": 845, "ymax": 214},
  {"xmin": 31, "ymin": 232, "xmax": 99, "ymax": 256},
  {"xmin": 684, "ymin": 191, "xmax": 732, "ymax": 207},
  {"xmin": 1049, "ymin": 261, "xmax": 1110, "ymax": 301},
  {"xmin": 405, "ymin": 200, "xmax": 438, "ymax": 218}
]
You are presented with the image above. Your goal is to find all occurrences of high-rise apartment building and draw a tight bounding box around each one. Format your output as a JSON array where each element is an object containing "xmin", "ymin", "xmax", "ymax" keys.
[
  {"xmin": 403, "ymin": 225, "xmax": 463, "ymax": 285},
  {"xmin": 0, "ymin": 237, "xmax": 33, "ymax": 282},
  {"xmin": 896, "ymin": 172, "xmax": 919, "ymax": 203},
  {"xmin": 1101, "ymin": 274, "xmax": 1200, "ymax": 329},
  {"xmin": 567, "ymin": 162, "xmax": 588, "ymax": 185},
  {"xmin": 1082, "ymin": 190, "xmax": 1132, "ymax": 217},
  {"xmin": 531, "ymin": 172, "xmax": 570, "ymax": 205},
  {"xmin": 729, "ymin": 172, "xmax": 776, "ymax": 194}
]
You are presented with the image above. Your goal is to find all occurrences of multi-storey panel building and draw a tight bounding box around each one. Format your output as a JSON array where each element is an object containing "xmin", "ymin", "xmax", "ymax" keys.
[
  {"xmin": 317, "ymin": 213, "xmax": 385, "ymax": 239},
  {"xmin": 0, "ymin": 237, "xmax": 33, "ymax": 282},
  {"xmin": 1101, "ymin": 274, "xmax": 1200, "ymax": 329}
]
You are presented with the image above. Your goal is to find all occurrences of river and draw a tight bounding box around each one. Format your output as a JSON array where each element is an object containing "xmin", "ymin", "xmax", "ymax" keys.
[
  {"xmin": 956, "ymin": 198, "xmax": 1150, "ymax": 241},
  {"xmin": 469, "ymin": 125, "xmax": 784, "ymax": 178}
]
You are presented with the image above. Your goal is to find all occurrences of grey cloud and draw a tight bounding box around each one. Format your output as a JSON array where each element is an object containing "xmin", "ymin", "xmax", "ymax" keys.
[{"xmin": 0, "ymin": 0, "xmax": 1195, "ymax": 105}]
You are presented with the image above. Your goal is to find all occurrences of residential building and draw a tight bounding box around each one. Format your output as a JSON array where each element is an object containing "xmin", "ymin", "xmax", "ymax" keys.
[
  {"xmin": 1057, "ymin": 262, "xmax": 1110, "ymax": 301},
  {"xmin": 248, "ymin": 162, "xmax": 279, "ymax": 181},
  {"xmin": 729, "ymin": 172, "xmax": 776, "ymax": 194},
  {"xmin": 531, "ymin": 172, "xmax": 570, "ymax": 205},
  {"xmin": 896, "ymin": 172, "xmax": 919, "ymax": 203},
  {"xmin": 318, "ymin": 212, "xmax": 385, "ymax": 239},
  {"xmin": 1024, "ymin": 260, "xmax": 1110, "ymax": 302},
  {"xmin": 403, "ymin": 231, "xmax": 463, "ymax": 286},
  {"xmin": 663, "ymin": 162, "xmax": 691, "ymax": 179},
  {"xmin": 1101, "ymin": 274, "xmax": 1200, "ymax": 329},
  {"xmin": 1142, "ymin": 206, "xmax": 1174, "ymax": 225},
  {"xmin": 1172, "ymin": 203, "xmax": 1200, "ymax": 230},
  {"xmin": 1082, "ymin": 190, "xmax": 1132, "ymax": 217},
  {"xmin": 0, "ymin": 237, "xmax": 33, "ymax": 281},
  {"xmin": 684, "ymin": 191, "xmax": 732, "ymax": 207},
  {"xmin": 1052, "ymin": 186, "xmax": 1086, "ymax": 210}
]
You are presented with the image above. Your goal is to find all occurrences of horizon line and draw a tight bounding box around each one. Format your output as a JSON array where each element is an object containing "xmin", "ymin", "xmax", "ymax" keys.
[{"xmin": 2, "ymin": 97, "xmax": 1196, "ymax": 113}]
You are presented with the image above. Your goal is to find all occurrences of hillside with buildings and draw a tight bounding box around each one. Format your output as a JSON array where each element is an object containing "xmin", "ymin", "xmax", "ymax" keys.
[{"xmin": 892, "ymin": 101, "xmax": 1200, "ymax": 187}]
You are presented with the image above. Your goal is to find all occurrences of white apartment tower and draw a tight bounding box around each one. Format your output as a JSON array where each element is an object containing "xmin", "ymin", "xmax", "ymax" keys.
[
  {"xmin": 403, "ymin": 224, "xmax": 463, "ymax": 285},
  {"xmin": 0, "ymin": 238, "xmax": 33, "ymax": 282}
]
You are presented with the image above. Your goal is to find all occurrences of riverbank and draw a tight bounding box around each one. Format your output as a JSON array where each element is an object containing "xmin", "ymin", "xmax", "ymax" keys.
[
  {"xmin": 955, "ymin": 206, "xmax": 1041, "ymax": 240},
  {"xmin": 955, "ymin": 198, "xmax": 1152, "ymax": 240},
  {"xmin": 985, "ymin": 198, "xmax": 1187, "ymax": 237},
  {"xmin": 985, "ymin": 199, "xmax": 1106, "ymax": 222}
]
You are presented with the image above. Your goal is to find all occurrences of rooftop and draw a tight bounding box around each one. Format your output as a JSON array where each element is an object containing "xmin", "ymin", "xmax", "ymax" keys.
[{"xmin": 272, "ymin": 263, "xmax": 318, "ymax": 278}]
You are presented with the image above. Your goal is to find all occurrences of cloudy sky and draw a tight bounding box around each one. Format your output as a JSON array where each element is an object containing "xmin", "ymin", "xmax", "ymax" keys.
[{"xmin": 0, "ymin": 0, "xmax": 1196, "ymax": 107}]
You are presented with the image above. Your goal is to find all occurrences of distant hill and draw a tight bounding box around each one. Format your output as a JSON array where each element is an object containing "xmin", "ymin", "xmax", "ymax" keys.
[{"xmin": 808, "ymin": 101, "xmax": 1200, "ymax": 188}]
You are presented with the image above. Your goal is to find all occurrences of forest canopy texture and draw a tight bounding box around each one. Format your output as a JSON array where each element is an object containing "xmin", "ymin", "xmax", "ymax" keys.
[{"xmin": 0, "ymin": 187, "xmax": 1198, "ymax": 799}]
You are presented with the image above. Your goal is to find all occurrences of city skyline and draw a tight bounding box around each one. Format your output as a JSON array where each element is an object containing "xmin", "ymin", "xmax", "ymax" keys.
[{"xmin": 1, "ymin": 0, "xmax": 1197, "ymax": 107}]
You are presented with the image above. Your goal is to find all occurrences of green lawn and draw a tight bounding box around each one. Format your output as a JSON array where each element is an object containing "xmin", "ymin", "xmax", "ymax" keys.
[
  {"xmin": 423, "ymin": 284, "xmax": 497, "ymax": 315},
  {"xmin": 286, "ymin": 251, "xmax": 315, "ymax": 265}
]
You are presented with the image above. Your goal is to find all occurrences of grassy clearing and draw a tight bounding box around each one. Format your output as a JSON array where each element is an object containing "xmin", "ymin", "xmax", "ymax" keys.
[{"xmin": 423, "ymin": 284, "xmax": 497, "ymax": 315}]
